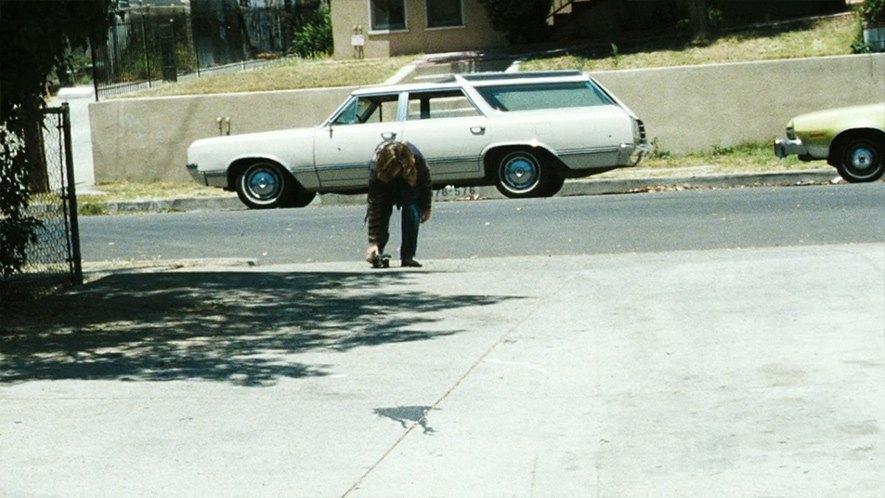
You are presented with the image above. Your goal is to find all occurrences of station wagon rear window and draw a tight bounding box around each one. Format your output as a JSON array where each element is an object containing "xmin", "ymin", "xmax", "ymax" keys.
[{"xmin": 476, "ymin": 82, "xmax": 614, "ymax": 112}]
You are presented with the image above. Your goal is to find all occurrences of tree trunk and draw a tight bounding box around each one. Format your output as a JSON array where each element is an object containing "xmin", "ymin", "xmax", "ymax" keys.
[{"xmin": 23, "ymin": 111, "xmax": 50, "ymax": 194}]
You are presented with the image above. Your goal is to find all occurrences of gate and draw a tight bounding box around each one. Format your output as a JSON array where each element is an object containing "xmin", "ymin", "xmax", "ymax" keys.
[{"xmin": 0, "ymin": 104, "xmax": 82, "ymax": 301}]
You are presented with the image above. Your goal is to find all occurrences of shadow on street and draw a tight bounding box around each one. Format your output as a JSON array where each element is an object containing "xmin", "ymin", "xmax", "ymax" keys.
[{"xmin": 0, "ymin": 270, "xmax": 519, "ymax": 386}]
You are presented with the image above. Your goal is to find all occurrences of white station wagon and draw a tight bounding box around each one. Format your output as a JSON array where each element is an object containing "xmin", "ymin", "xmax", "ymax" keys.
[{"xmin": 186, "ymin": 70, "xmax": 651, "ymax": 209}]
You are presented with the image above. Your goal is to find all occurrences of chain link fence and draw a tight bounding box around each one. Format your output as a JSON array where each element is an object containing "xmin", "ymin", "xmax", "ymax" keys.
[{"xmin": 0, "ymin": 105, "xmax": 82, "ymax": 302}]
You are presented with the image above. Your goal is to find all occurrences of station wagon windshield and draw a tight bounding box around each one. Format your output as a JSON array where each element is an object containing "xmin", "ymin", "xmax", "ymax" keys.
[{"xmin": 476, "ymin": 81, "xmax": 614, "ymax": 112}]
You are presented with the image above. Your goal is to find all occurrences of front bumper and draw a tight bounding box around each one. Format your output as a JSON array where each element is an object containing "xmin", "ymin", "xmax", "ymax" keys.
[
  {"xmin": 186, "ymin": 163, "xmax": 228, "ymax": 188},
  {"xmin": 774, "ymin": 138, "xmax": 809, "ymax": 159}
]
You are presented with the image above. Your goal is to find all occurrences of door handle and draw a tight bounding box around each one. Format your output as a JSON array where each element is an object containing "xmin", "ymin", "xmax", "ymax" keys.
[
  {"xmin": 470, "ymin": 126, "xmax": 486, "ymax": 135},
  {"xmin": 381, "ymin": 132, "xmax": 397, "ymax": 141}
]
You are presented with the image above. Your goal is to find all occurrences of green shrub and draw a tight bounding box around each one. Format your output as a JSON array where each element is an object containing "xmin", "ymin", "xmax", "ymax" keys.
[
  {"xmin": 291, "ymin": 4, "xmax": 333, "ymax": 59},
  {"xmin": 861, "ymin": 0, "xmax": 885, "ymax": 24},
  {"xmin": 0, "ymin": 127, "xmax": 42, "ymax": 276},
  {"xmin": 853, "ymin": 0, "xmax": 885, "ymax": 53}
]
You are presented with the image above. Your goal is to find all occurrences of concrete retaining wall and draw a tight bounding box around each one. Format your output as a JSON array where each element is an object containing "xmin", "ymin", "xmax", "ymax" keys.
[
  {"xmin": 591, "ymin": 53, "xmax": 885, "ymax": 155},
  {"xmin": 89, "ymin": 54, "xmax": 884, "ymax": 184},
  {"xmin": 90, "ymin": 87, "xmax": 354, "ymax": 183}
]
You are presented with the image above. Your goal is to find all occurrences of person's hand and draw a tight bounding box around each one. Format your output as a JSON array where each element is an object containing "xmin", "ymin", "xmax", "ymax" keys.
[
  {"xmin": 365, "ymin": 244, "xmax": 379, "ymax": 263},
  {"xmin": 421, "ymin": 209, "xmax": 431, "ymax": 223}
]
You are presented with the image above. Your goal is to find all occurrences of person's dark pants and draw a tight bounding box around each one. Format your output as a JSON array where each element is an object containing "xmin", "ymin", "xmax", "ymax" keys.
[
  {"xmin": 400, "ymin": 202, "xmax": 421, "ymax": 262},
  {"xmin": 375, "ymin": 202, "xmax": 421, "ymax": 262}
]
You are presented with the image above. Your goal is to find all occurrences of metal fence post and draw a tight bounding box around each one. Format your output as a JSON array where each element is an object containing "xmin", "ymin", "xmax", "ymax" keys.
[
  {"xmin": 142, "ymin": 14, "xmax": 152, "ymax": 88},
  {"xmin": 61, "ymin": 103, "xmax": 83, "ymax": 285},
  {"xmin": 90, "ymin": 35, "xmax": 100, "ymax": 102}
]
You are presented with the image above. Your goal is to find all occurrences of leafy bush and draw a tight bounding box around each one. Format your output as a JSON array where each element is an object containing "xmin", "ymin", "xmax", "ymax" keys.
[
  {"xmin": 291, "ymin": 4, "xmax": 333, "ymax": 59},
  {"xmin": 0, "ymin": 126, "xmax": 43, "ymax": 276},
  {"xmin": 861, "ymin": 0, "xmax": 885, "ymax": 24},
  {"xmin": 853, "ymin": 0, "xmax": 885, "ymax": 53}
]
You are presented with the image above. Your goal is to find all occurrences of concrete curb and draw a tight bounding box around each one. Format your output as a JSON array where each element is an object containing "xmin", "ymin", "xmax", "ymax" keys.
[{"xmin": 90, "ymin": 169, "xmax": 840, "ymax": 213}]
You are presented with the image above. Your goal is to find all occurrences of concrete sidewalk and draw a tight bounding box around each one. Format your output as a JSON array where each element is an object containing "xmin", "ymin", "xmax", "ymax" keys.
[{"xmin": 1, "ymin": 244, "xmax": 883, "ymax": 496}]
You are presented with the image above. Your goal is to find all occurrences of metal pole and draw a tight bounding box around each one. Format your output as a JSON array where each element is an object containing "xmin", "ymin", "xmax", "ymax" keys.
[
  {"xmin": 142, "ymin": 15, "xmax": 152, "ymax": 88},
  {"xmin": 90, "ymin": 36, "xmax": 100, "ymax": 101},
  {"xmin": 61, "ymin": 103, "xmax": 83, "ymax": 285}
]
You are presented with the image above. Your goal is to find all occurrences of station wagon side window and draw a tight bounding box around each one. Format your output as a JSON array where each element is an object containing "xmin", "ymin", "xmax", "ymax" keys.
[
  {"xmin": 406, "ymin": 89, "xmax": 480, "ymax": 120},
  {"xmin": 332, "ymin": 94, "xmax": 400, "ymax": 125},
  {"xmin": 475, "ymin": 81, "xmax": 615, "ymax": 112}
]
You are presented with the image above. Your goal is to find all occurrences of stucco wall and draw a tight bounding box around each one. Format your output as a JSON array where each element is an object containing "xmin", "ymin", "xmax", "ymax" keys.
[
  {"xmin": 590, "ymin": 53, "xmax": 885, "ymax": 155},
  {"xmin": 89, "ymin": 53, "xmax": 884, "ymax": 184},
  {"xmin": 90, "ymin": 87, "xmax": 353, "ymax": 183}
]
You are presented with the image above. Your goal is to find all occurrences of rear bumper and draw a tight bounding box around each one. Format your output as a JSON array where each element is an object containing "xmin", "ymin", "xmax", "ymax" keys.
[{"xmin": 620, "ymin": 141, "xmax": 654, "ymax": 166}]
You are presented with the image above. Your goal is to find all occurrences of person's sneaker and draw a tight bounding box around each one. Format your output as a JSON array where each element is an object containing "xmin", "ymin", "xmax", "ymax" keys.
[{"xmin": 401, "ymin": 259, "xmax": 422, "ymax": 268}]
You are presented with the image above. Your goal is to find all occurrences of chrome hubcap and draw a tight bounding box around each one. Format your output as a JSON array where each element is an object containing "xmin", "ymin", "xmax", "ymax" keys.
[
  {"xmin": 503, "ymin": 155, "xmax": 539, "ymax": 191},
  {"xmin": 247, "ymin": 168, "xmax": 280, "ymax": 200},
  {"xmin": 850, "ymin": 147, "xmax": 874, "ymax": 171}
]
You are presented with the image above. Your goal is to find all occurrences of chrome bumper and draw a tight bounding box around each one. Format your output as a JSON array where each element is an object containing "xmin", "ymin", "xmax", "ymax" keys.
[
  {"xmin": 186, "ymin": 163, "xmax": 204, "ymax": 184},
  {"xmin": 620, "ymin": 142, "xmax": 654, "ymax": 166},
  {"xmin": 186, "ymin": 164, "xmax": 227, "ymax": 188},
  {"xmin": 774, "ymin": 138, "xmax": 808, "ymax": 159}
]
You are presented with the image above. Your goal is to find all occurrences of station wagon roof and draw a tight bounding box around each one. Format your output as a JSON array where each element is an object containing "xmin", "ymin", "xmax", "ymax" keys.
[{"xmin": 350, "ymin": 70, "xmax": 591, "ymax": 96}]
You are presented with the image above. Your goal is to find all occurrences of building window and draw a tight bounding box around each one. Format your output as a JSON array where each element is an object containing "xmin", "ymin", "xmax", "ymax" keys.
[
  {"xmin": 370, "ymin": 0, "xmax": 406, "ymax": 31},
  {"xmin": 426, "ymin": 0, "xmax": 463, "ymax": 28}
]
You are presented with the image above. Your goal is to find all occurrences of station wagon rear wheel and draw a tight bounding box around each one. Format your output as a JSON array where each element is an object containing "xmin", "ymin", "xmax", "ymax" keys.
[
  {"xmin": 836, "ymin": 135, "xmax": 883, "ymax": 183},
  {"xmin": 236, "ymin": 161, "xmax": 292, "ymax": 209},
  {"xmin": 495, "ymin": 150, "xmax": 550, "ymax": 198}
]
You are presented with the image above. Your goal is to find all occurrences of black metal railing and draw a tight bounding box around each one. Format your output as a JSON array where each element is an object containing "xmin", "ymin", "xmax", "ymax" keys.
[{"xmin": 92, "ymin": 6, "xmax": 310, "ymax": 100}]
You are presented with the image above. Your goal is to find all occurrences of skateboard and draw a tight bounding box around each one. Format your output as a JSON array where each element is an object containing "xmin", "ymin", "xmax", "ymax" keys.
[{"xmin": 370, "ymin": 253, "xmax": 391, "ymax": 269}]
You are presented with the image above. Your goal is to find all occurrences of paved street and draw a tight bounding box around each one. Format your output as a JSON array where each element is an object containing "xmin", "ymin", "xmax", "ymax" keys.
[
  {"xmin": 1, "ymin": 242, "xmax": 883, "ymax": 496},
  {"xmin": 78, "ymin": 183, "xmax": 885, "ymax": 265}
]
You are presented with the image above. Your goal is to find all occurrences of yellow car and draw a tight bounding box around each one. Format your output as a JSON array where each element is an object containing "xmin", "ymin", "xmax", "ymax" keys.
[{"xmin": 775, "ymin": 103, "xmax": 884, "ymax": 182}]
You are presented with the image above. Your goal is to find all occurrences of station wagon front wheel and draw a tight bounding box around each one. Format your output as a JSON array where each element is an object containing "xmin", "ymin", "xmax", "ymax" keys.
[
  {"xmin": 495, "ymin": 150, "xmax": 548, "ymax": 198},
  {"xmin": 236, "ymin": 161, "xmax": 291, "ymax": 209},
  {"xmin": 836, "ymin": 135, "xmax": 884, "ymax": 183}
]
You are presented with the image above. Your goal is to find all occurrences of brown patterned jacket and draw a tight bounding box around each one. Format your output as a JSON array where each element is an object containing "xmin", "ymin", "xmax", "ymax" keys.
[{"xmin": 366, "ymin": 142, "xmax": 432, "ymax": 245}]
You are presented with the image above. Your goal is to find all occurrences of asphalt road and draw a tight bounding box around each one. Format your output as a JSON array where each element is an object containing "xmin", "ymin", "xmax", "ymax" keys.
[{"xmin": 79, "ymin": 183, "xmax": 885, "ymax": 265}]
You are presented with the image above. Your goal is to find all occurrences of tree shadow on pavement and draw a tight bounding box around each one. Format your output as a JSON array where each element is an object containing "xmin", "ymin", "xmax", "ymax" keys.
[{"xmin": 0, "ymin": 270, "xmax": 520, "ymax": 386}]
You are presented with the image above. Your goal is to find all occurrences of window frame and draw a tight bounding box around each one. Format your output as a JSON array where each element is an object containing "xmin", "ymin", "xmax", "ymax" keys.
[
  {"xmin": 405, "ymin": 88, "xmax": 483, "ymax": 121},
  {"xmin": 424, "ymin": 0, "xmax": 465, "ymax": 30},
  {"xmin": 368, "ymin": 0, "xmax": 408, "ymax": 33},
  {"xmin": 473, "ymin": 81, "xmax": 616, "ymax": 113},
  {"xmin": 330, "ymin": 93, "xmax": 401, "ymax": 126}
]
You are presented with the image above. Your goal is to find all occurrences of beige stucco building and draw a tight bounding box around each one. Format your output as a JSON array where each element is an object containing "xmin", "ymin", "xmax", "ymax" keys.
[{"xmin": 330, "ymin": 0, "xmax": 508, "ymax": 59}]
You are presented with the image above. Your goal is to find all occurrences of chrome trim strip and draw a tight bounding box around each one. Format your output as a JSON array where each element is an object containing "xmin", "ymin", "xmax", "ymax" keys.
[{"xmin": 557, "ymin": 146, "xmax": 621, "ymax": 157}]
